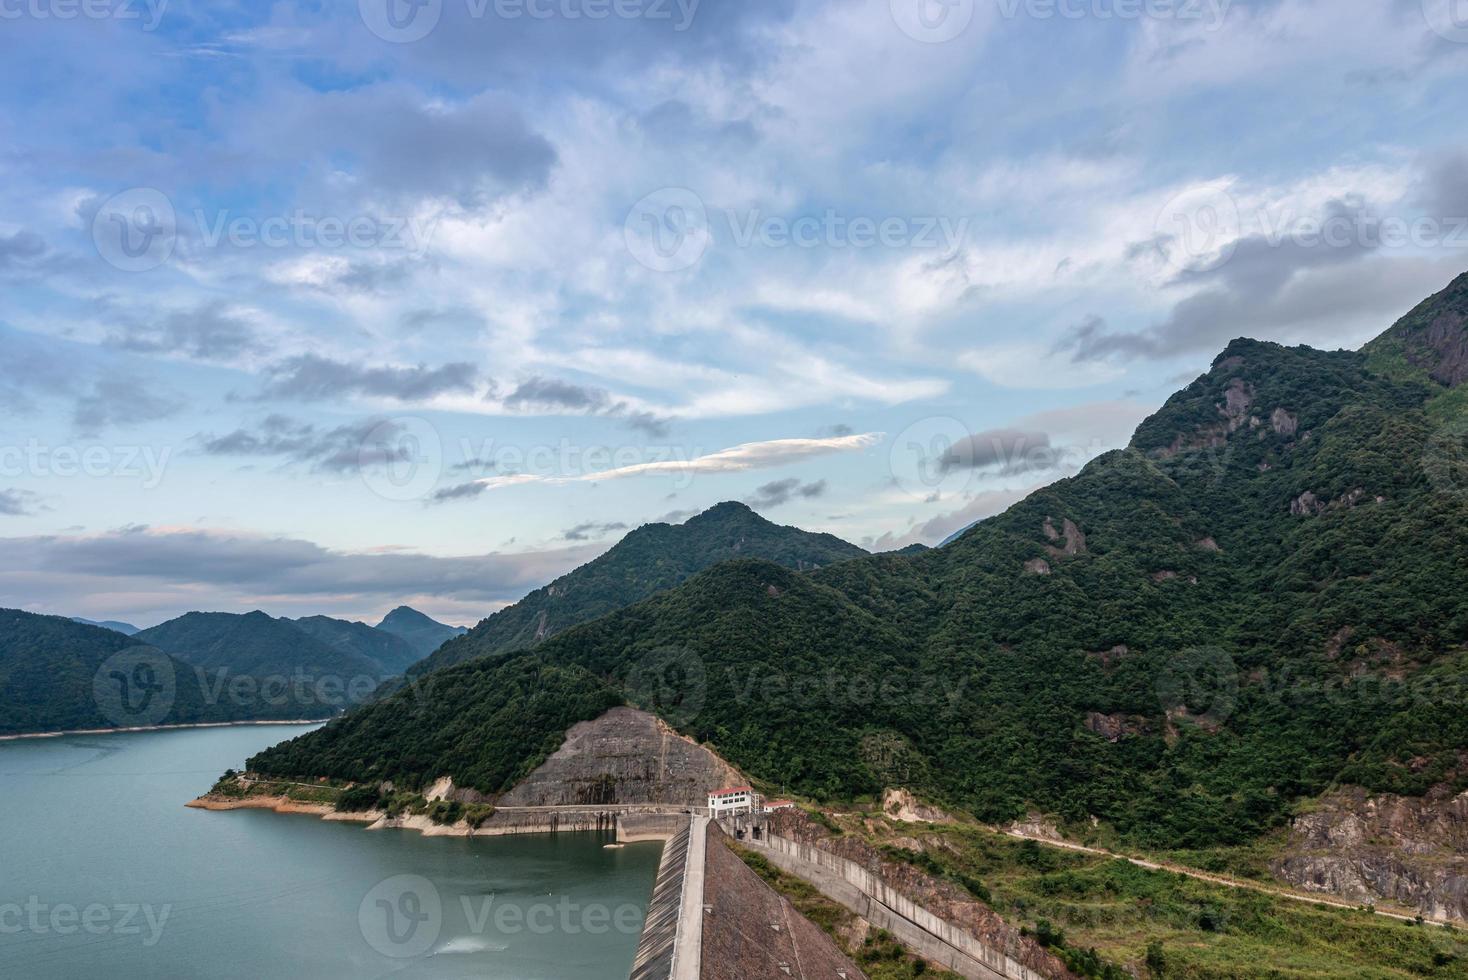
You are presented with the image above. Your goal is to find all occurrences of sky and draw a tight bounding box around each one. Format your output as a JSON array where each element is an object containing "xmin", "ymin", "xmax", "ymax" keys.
[{"xmin": 2, "ymin": 0, "xmax": 1467, "ymax": 628}]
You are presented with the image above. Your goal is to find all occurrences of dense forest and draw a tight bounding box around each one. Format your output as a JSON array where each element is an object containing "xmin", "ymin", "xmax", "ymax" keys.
[
  {"xmin": 0, "ymin": 607, "xmax": 454, "ymax": 736},
  {"xmin": 0, "ymin": 610, "xmax": 328, "ymax": 735},
  {"xmin": 410, "ymin": 500, "xmax": 868, "ymax": 676},
  {"xmin": 254, "ymin": 272, "xmax": 1468, "ymax": 852}
]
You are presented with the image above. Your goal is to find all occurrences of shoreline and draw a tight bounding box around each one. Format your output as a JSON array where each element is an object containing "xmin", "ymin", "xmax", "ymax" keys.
[
  {"xmin": 0, "ymin": 720, "xmax": 326, "ymax": 743},
  {"xmin": 189, "ymin": 792, "xmax": 687, "ymax": 842}
]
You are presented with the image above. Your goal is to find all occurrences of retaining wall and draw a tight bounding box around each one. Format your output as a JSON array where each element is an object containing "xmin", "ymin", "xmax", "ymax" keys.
[{"xmin": 758, "ymin": 833, "xmax": 1056, "ymax": 980}]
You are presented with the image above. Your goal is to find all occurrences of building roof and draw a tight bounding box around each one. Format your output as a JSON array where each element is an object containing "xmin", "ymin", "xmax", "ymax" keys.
[{"xmin": 710, "ymin": 786, "xmax": 753, "ymax": 796}]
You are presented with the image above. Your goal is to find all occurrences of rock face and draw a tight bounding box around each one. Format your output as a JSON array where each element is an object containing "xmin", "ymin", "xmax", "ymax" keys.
[
  {"xmin": 1271, "ymin": 407, "xmax": 1300, "ymax": 436},
  {"xmin": 1043, "ymin": 517, "xmax": 1088, "ymax": 558},
  {"xmin": 496, "ymin": 706, "xmax": 744, "ymax": 807},
  {"xmin": 882, "ymin": 788, "xmax": 953, "ymax": 824},
  {"xmin": 1083, "ymin": 711, "xmax": 1150, "ymax": 743},
  {"xmin": 1273, "ymin": 785, "xmax": 1468, "ymax": 921}
]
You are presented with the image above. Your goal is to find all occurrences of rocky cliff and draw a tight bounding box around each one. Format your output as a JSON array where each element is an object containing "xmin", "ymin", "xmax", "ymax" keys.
[
  {"xmin": 1273, "ymin": 784, "xmax": 1468, "ymax": 921},
  {"xmin": 497, "ymin": 706, "xmax": 745, "ymax": 807}
]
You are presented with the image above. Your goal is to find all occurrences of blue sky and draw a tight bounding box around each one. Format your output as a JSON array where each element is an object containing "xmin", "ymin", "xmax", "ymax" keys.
[{"xmin": 2, "ymin": 0, "xmax": 1467, "ymax": 626}]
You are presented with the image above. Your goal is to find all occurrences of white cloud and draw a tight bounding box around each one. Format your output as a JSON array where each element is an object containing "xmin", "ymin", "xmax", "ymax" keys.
[{"xmin": 448, "ymin": 432, "xmax": 884, "ymax": 497}]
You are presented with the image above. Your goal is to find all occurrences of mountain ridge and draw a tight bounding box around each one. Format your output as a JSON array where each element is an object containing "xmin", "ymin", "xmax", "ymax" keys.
[
  {"xmin": 409, "ymin": 499, "xmax": 867, "ymax": 677},
  {"xmin": 247, "ymin": 269, "xmax": 1468, "ymax": 921},
  {"xmin": 70, "ymin": 617, "xmax": 141, "ymax": 636},
  {"xmin": 0, "ymin": 609, "xmax": 328, "ymax": 735}
]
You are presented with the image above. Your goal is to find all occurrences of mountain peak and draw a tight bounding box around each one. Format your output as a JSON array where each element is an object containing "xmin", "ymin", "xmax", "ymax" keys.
[
  {"xmin": 407, "ymin": 500, "xmax": 865, "ymax": 677},
  {"xmin": 1364, "ymin": 268, "xmax": 1468, "ymax": 388},
  {"xmin": 375, "ymin": 607, "xmax": 468, "ymax": 658},
  {"xmin": 688, "ymin": 501, "xmax": 762, "ymax": 522},
  {"xmin": 377, "ymin": 606, "xmax": 432, "ymax": 629}
]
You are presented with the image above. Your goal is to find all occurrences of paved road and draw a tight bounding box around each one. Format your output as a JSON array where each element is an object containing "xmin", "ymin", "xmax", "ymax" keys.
[{"xmin": 671, "ymin": 816, "xmax": 708, "ymax": 980}]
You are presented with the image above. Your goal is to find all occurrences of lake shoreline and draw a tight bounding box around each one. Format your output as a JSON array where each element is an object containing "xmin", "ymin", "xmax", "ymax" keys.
[
  {"xmin": 0, "ymin": 720, "xmax": 324, "ymax": 743},
  {"xmin": 190, "ymin": 792, "xmax": 687, "ymax": 842}
]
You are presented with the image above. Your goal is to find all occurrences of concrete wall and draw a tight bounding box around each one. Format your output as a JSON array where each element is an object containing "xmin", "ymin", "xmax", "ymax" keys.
[
  {"xmin": 758, "ymin": 834, "xmax": 1057, "ymax": 980},
  {"xmin": 472, "ymin": 808, "xmax": 621, "ymax": 836},
  {"xmin": 619, "ymin": 812, "xmax": 687, "ymax": 843},
  {"xmin": 629, "ymin": 818, "xmax": 692, "ymax": 980}
]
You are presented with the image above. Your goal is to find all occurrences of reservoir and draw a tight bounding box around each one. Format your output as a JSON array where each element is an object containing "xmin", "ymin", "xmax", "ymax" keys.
[{"xmin": 0, "ymin": 725, "xmax": 662, "ymax": 979}]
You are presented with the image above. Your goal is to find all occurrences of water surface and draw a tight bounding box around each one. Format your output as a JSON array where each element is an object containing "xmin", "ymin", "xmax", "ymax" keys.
[{"xmin": 0, "ymin": 725, "xmax": 661, "ymax": 979}]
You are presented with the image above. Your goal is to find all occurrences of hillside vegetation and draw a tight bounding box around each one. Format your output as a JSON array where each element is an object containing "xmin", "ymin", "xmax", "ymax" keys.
[
  {"xmin": 254, "ymin": 272, "xmax": 1468, "ymax": 859},
  {"xmin": 410, "ymin": 501, "xmax": 867, "ymax": 677},
  {"xmin": 0, "ymin": 610, "xmax": 322, "ymax": 735}
]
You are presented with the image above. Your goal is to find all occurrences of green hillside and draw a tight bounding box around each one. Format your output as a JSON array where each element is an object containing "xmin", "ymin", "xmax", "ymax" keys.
[
  {"xmin": 409, "ymin": 501, "xmax": 867, "ymax": 677},
  {"xmin": 292, "ymin": 615, "xmax": 424, "ymax": 675},
  {"xmin": 0, "ymin": 609, "xmax": 319, "ymax": 735},
  {"xmin": 136, "ymin": 611, "xmax": 384, "ymax": 679},
  {"xmin": 252, "ymin": 271, "xmax": 1468, "ymax": 855}
]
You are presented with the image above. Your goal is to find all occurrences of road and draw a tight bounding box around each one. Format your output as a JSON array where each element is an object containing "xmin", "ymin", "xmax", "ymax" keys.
[{"xmin": 1002, "ymin": 829, "xmax": 1451, "ymax": 928}]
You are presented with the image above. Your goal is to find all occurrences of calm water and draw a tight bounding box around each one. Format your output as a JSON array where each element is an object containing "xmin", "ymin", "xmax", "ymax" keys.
[{"xmin": 0, "ymin": 725, "xmax": 662, "ymax": 979}]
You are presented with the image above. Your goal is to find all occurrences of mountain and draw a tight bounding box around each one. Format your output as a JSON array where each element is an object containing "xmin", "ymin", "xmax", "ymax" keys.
[
  {"xmin": 250, "ymin": 271, "xmax": 1468, "ymax": 915},
  {"xmin": 938, "ymin": 522, "xmax": 979, "ymax": 547},
  {"xmin": 135, "ymin": 611, "xmax": 384, "ymax": 678},
  {"xmin": 291, "ymin": 616, "xmax": 423, "ymax": 676},
  {"xmin": 71, "ymin": 617, "xmax": 140, "ymax": 636},
  {"xmin": 410, "ymin": 501, "xmax": 867, "ymax": 678},
  {"xmin": 0, "ymin": 609, "xmax": 313, "ymax": 736},
  {"xmin": 374, "ymin": 607, "xmax": 468, "ymax": 660}
]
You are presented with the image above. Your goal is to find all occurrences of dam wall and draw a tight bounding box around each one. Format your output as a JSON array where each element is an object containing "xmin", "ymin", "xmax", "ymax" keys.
[{"xmin": 755, "ymin": 831, "xmax": 1062, "ymax": 980}]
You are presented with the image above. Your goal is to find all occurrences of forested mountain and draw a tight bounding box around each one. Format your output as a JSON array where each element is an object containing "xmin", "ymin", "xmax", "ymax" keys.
[
  {"xmin": 135, "ymin": 611, "xmax": 385, "ymax": 679},
  {"xmin": 411, "ymin": 501, "xmax": 867, "ymax": 677},
  {"xmin": 291, "ymin": 615, "xmax": 422, "ymax": 675},
  {"xmin": 0, "ymin": 610, "xmax": 316, "ymax": 735},
  {"xmin": 253, "ymin": 272, "xmax": 1468, "ymax": 857},
  {"xmin": 70, "ymin": 617, "xmax": 141, "ymax": 635},
  {"xmin": 374, "ymin": 607, "xmax": 467, "ymax": 660}
]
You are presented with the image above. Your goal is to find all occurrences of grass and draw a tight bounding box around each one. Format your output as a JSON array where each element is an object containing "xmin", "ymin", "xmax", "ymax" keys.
[
  {"xmin": 207, "ymin": 773, "xmax": 344, "ymax": 805},
  {"xmin": 858, "ymin": 819, "xmax": 1468, "ymax": 979}
]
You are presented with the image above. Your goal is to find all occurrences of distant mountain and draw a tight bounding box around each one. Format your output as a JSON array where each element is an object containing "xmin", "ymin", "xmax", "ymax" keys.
[
  {"xmin": 255, "ymin": 271, "xmax": 1468, "ymax": 924},
  {"xmin": 374, "ymin": 607, "xmax": 468, "ymax": 660},
  {"xmin": 71, "ymin": 617, "xmax": 140, "ymax": 636},
  {"xmin": 133, "ymin": 610, "xmax": 448, "ymax": 717},
  {"xmin": 135, "ymin": 611, "xmax": 382, "ymax": 679},
  {"xmin": 409, "ymin": 501, "xmax": 867, "ymax": 677},
  {"xmin": 291, "ymin": 616, "xmax": 423, "ymax": 676},
  {"xmin": 0, "ymin": 609, "xmax": 312, "ymax": 736},
  {"xmin": 938, "ymin": 522, "xmax": 980, "ymax": 547}
]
